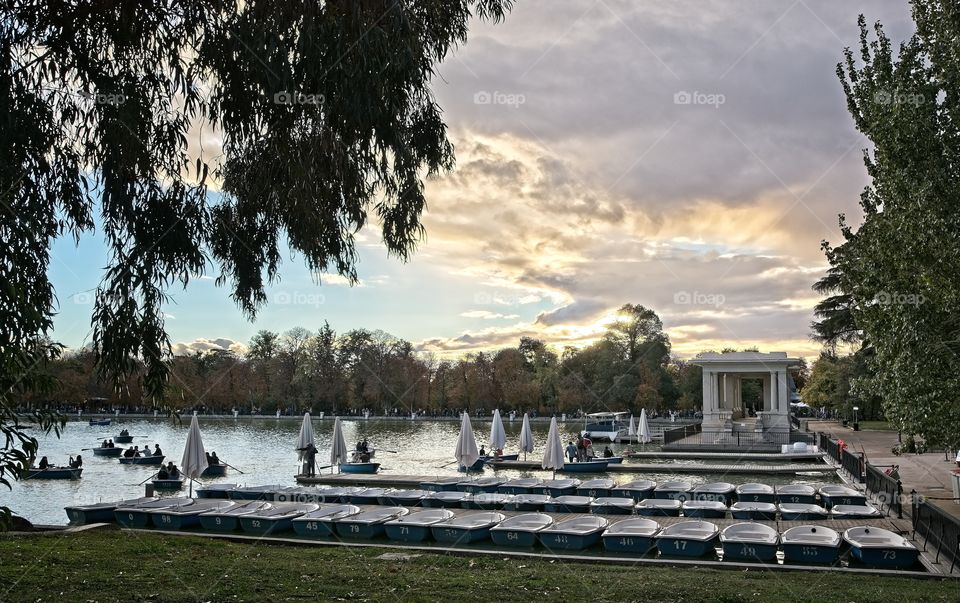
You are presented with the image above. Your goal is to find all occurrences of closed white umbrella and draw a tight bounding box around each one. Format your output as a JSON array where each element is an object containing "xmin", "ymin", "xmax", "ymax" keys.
[
  {"xmin": 330, "ymin": 417, "xmax": 349, "ymax": 472},
  {"xmin": 628, "ymin": 415, "xmax": 637, "ymax": 440},
  {"xmin": 519, "ymin": 413, "xmax": 535, "ymax": 461},
  {"xmin": 454, "ymin": 411, "xmax": 480, "ymax": 471},
  {"xmin": 639, "ymin": 408, "xmax": 652, "ymax": 446},
  {"xmin": 490, "ymin": 408, "xmax": 507, "ymax": 451},
  {"xmin": 296, "ymin": 412, "xmax": 315, "ymax": 475},
  {"xmin": 542, "ymin": 416, "xmax": 565, "ymax": 477},
  {"xmin": 181, "ymin": 413, "xmax": 208, "ymax": 496}
]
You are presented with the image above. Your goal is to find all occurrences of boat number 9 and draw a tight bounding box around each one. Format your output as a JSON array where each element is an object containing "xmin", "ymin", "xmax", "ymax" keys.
[
  {"xmin": 883, "ymin": 551, "xmax": 896, "ymax": 559},
  {"xmin": 215, "ymin": 517, "xmax": 222, "ymax": 525},
  {"xmin": 741, "ymin": 546, "xmax": 756, "ymax": 557},
  {"xmin": 673, "ymin": 540, "xmax": 687, "ymax": 550},
  {"xmin": 251, "ymin": 520, "xmax": 261, "ymax": 528}
]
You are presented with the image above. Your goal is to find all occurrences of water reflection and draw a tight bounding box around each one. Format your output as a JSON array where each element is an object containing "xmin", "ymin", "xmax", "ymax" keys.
[{"xmin": 6, "ymin": 417, "xmax": 837, "ymax": 525}]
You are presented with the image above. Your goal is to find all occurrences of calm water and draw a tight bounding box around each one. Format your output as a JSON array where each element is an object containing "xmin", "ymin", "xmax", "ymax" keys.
[{"xmin": 5, "ymin": 417, "xmax": 838, "ymax": 525}]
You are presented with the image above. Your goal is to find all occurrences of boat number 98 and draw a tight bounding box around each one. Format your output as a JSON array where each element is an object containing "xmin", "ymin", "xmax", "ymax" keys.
[{"xmin": 161, "ymin": 515, "xmax": 171, "ymax": 524}]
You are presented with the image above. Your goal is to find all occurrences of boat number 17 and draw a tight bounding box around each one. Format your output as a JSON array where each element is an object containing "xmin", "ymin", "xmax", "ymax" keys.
[{"xmin": 673, "ymin": 540, "xmax": 687, "ymax": 550}]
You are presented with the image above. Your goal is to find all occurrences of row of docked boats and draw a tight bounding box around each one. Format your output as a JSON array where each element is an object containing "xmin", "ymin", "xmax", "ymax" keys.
[
  {"xmin": 64, "ymin": 496, "xmax": 919, "ymax": 569},
  {"xmin": 185, "ymin": 482, "xmax": 881, "ymax": 519}
]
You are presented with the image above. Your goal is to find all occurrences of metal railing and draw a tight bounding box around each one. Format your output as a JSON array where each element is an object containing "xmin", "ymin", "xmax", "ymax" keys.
[
  {"xmin": 912, "ymin": 492, "xmax": 960, "ymax": 573},
  {"xmin": 818, "ymin": 432, "xmax": 841, "ymax": 464},
  {"xmin": 665, "ymin": 430, "xmax": 792, "ymax": 449},
  {"xmin": 840, "ymin": 447, "xmax": 865, "ymax": 482},
  {"xmin": 864, "ymin": 462, "xmax": 903, "ymax": 518},
  {"xmin": 662, "ymin": 422, "xmax": 702, "ymax": 444}
]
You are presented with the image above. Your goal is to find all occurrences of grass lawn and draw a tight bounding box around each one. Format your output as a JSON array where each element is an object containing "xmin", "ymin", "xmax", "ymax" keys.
[{"xmin": 0, "ymin": 528, "xmax": 957, "ymax": 602}]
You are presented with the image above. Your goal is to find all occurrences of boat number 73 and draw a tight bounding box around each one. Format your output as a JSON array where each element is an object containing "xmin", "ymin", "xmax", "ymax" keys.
[{"xmin": 883, "ymin": 551, "xmax": 897, "ymax": 559}]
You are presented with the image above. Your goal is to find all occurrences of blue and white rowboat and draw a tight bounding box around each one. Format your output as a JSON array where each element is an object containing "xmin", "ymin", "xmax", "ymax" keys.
[
  {"xmin": 490, "ymin": 513, "xmax": 553, "ymax": 548},
  {"xmin": 377, "ymin": 489, "xmax": 429, "ymax": 507},
  {"xmin": 589, "ymin": 497, "xmax": 635, "ymax": 515},
  {"xmin": 682, "ymin": 500, "xmax": 728, "ymax": 519},
  {"xmin": 735, "ymin": 483, "xmax": 775, "ymax": 503},
  {"xmin": 421, "ymin": 491, "xmax": 470, "ymax": 508},
  {"xmin": 781, "ymin": 525, "xmax": 841, "ymax": 564},
  {"xmin": 692, "ymin": 482, "xmax": 735, "ymax": 505},
  {"xmin": 636, "ymin": 499, "xmax": 682, "ymax": 517},
  {"xmin": 65, "ymin": 497, "xmax": 157, "ymax": 524},
  {"xmin": 199, "ymin": 501, "xmax": 271, "ymax": 532},
  {"xmin": 611, "ymin": 480, "xmax": 656, "ymax": 502},
  {"xmin": 497, "ymin": 478, "xmax": 544, "ymax": 495},
  {"xmin": 539, "ymin": 516, "xmax": 609, "ymax": 550},
  {"xmin": 239, "ymin": 502, "xmax": 319, "ymax": 535},
  {"xmin": 655, "ymin": 521, "xmax": 719, "ymax": 557},
  {"xmin": 291, "ymin": 505, "xmax": 362, "ymax": 538},
  {"xmin": 577, "ymin": 478, "xmax": 616, "ymax": 498},
  {"xmin": 601, "ymin": 518, "xmax": 661, "ymax": 554},
  {"xmin": 149, "ymin": 499, "xmax": 235, "ymax": 530},
  {"xmin": 538, "ymin": 479, "xmax": 581, "ymax": 497},
  {"xmin": 777, "ymin": 503, "xmax": 828, "ymax": 521},
  {"xmin": 335, "ymin": 507, "xmax": 410, "ymax": 539},
  {"xmin": 720, "ymin": 522, "xmax": 779, "ymax": 562},
  {"xmin": 730, "ymin": 501, "xmax": 777, "ymax": 521},
  {"xmin": 383, "ymin": 509, "xmax": 455, "ymax": 543},
  {"xmin": 543, "ymin": 495, "xmax": 593, "ymax": 514},
  {"xmin": 463, "ymin": 493, "xmax": 512, "ymax": 510},
  {"xmin": 818, "ymin": 485, "xmax": 866, "ymax": 509},
  {"xmin": 431, "ymin": 511, "xmax": 505, "ymax": 544},
  {"xmin": 502, "ymin": 494, "xmax": 551, "ymax": 512},
  {"xmin": 830, "ymin": 504, "xmax": 882, "ymax": 519},
  {"xmin": 776, "ymin": 484, "xmax": 817, "ymax": 504},
  {"xmin": 843, "ymin": 526, "xmax": 919, "ymax": 569},
  {"xmin": 654, "ymin": 481, "xmax": 693, "ymax": 502},
  {"xmin": 115, "ymin": 497, "xmax": 194, "ymax": 529}
]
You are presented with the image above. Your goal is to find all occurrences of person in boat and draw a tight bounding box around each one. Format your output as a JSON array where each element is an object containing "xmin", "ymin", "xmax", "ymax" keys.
[
  {"xmin": 132, "ymin": 446, "xmax": 141, "ymax": 457},
  {"xmin": 479, "ymin": 446, "xmax": 487, "ymax": 457},
  {"xmin": 108, "ymin": 439, "xmax": 115, "ymax": 447},
  {"xmin": 70, "ymin": 455, "xmax": 83, "ymax": 469},
  {"xmin": 360, "ymin": 439, "xmax": 369, "ymax": 453},
  {"xmin": 101, "ymin": 440, "xmax": 109, "ymax": 448},
  {"xmin": 566, "ymin": 441, "xmax": 578, "ymax": 463},
  {"xmin": 166, "ymin": 462, "xmax": 181, "ymax": 479},
  {"xmin": 359, "ymin": 451, "xmax": 371, "ymax": 463},
  {"xmin": 602, "ymin": 445, "xmax": 613, "ymax": 458},
  {"xmin": 120, "ymin": 429, "xmax": 129, "ymax": 436},
  {"xmin": 156, "ymin": 465, "xmax": 169, "ymax": 480},
  {"xmin": 38, "ymin": 456, "xmax": 50, "ymax": 469},
  {"xmin": 123, "ymin": 446, "xmax": 135, "ymax": 458},
  {"xmin": 355, "ymin": 441, "xmax": 363, "ymax": 452},
  {"xmin": 494, "ymin": 448, "xmax": 503, "ymax": 459},
  {"xmin": 153, "ymin": 444, "xmax": 162, "ymax": 457},
  {"xmin": 210, "ymin": 451, "xmax": 220, "ymax": 465}
]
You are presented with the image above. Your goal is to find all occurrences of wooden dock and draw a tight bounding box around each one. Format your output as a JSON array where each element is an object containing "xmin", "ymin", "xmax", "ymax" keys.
[
  {"xmin": 623, "ymin": 451, "xmax": 825, "ymax": 462},
  {"xmin": 484, "ymin": 460, "xmax": 832, "ymax": 475}
]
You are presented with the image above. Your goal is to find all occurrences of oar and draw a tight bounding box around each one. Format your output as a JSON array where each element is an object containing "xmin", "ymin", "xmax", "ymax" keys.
[
  {"xmin": 378, "ymin": 449, "xmax": 399, "ymax": 454},
  {"xmin": 436, "ymin": 459, "xmax": 459, "ymax": 469},
  {"xmin": 137, "ymin": 472, "xmax": 158, "ymax": 486},
  {"xmin": 222, "ymin": 461, "xmax": 245, "ymax": 474}
]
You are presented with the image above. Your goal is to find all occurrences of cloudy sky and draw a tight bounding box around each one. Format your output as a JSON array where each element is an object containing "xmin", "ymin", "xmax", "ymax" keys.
[{"xmin": 49, "ymin": 0, "xmax": 915, "ymax": 360}]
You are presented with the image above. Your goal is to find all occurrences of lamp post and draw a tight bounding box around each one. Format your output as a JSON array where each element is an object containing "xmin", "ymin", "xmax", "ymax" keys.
[{"xmin": 853, "ymin": 406, "xmax": 859, "ymax": 431}]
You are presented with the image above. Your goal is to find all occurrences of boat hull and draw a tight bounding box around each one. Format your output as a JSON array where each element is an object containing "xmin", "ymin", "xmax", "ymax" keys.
[
  {"xmin": 490, "ymin": 529, "xmax": 539, "ymax": 548},
  {"xmin": 779, "ymin": 509, "xmax": 828, "ymax": 521},
  {"xmin": 656, "ymin": 536, "xmax": 717, "ymax": 557},
  {"xmin": 497, "ymin": 482, "xmax": 542, "ymax": 495},
  {"xmin": 602, "ymin": 534, "xmax": 657, "ymax": 554},
  {"xmin": 292, "ymin": 519, "xmax": 336, "ymax": 538},
  {"xmin": 539, "ymin": 484, "xmax": 579, "ymax": 497},
  {"xmin": 65, "ymin": 506, "xmax": 116, "ymax": 524},
  {"xmin": 561, "ymin": 461, "xmax": 609, "ymax": 473},
  {"xmin": 637, "ymin": 506, "xmax": 681, "ymax": 517},
  {"xmin": 735, "ymin": 493, "xmax": 775, "ymax": 503},
  {"xmin": 119, "ymin": 456, "xmax": 165, "ymax": 466},
  {"xmin": 611, "ymin": 488, "xmax": 655, "ymax": 502},
  {"xmin": 115, "ymin": 509, "xmax": 152, "ymax": 529},
  {"xmin": 199, "ymin": 514, "xmax": 242, "ymax": 532},
  {"xmin": 459, "ymin": 481, "xmax": 502, "ymax": 494},
  {"xmin": 92, "ymin": 447, "xmax": 123, "ymax": 457},
  {"xmin": 24, "ymin": 468, "xmax": 82, "ymax": 480},
  {"xmin": 421, "ymin": 496, "xmax": 466, "ymax": 509},
  {"xmin": 722, "ymin": 542, "xmax": 779, "ymax": 562},
  {"xmin": 151, "ymin": 511, "xmax": 200, "ymax": 530},
  {"xmin": 384, "ymin": 524, "xmax": 433, "ymax": 543},
  {"xmin": 590, "ymin": 503, "xmax": 634, "ymax": 515},
  {"xmin": 730, "ymin": 509, "xmax": 776, "ymax": 521},
  {"xmin": 340, "ymin": 462, "xmax": 380, "ymax": 474},
  {"xmin": 544, "ymin": 501, "xmax": 591, "ymax": 514},
  {"xmin": 201, "ymin": 464, "xmax": 228, "ymax": 477},
  {"xmin": 782, "ymin": 543, "xmax": 840, "ymax": 564},
  {"xmin": 458, "ymin": 458, "xmax": 485, "ymax": 472},
  {"xmin": 577, "ymin": 485, "xmax": 612, "ymax": 498},
  {"xmin": 654, "ymin": 490, "xmax": 691, "ymax": 502},
  {"xmin": 378, "ymin": 495, "xmax": 424, "ymax": 507},
  {"xmin": 432, "ymin": 525, "xmax": 492, "ymax": 544},
  {"xmin": 777, "ymin": 492, "xmax": 817, "ymax": 505},
  {"xmin": 539, "ymin": 530, "xmax": 603, "ymax": 551},
  {"xmin": 152, "ymin": 479, "xmax": 183, "ymax": 491},
  {"xmin": 502, "ymin": 499, "xmax": 547, "ymax": 512},
  {"xmin": 682, "ymin": 507, "xmax": 727, "ymax": 519},
  {"xmin": 849, "ymin": 546, "xmax": 919, "ymax": 569},
  {"xmin": 821, "ymin": 493, "xmax": 867, "ymax": 509},
  {"xmin": 239, "ymin": 516, "xmax": 295, "ymax": 535},
  {"xmin": 336, "ymin": 521, "xmax": 388, "ymax": 539},
  {"xmin": 114, "ymin": 435, "xmax": 134, "ymax": 444}
]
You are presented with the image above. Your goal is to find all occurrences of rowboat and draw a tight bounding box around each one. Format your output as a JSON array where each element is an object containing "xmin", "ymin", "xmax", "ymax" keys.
[
  {"xmin": 605, "ymin": 456, "xmax": 623, "ymax": 464},
  {"xmin": 302, "ymin": 487, "xmax": 360, "ymax": 504},
  {"xmin": 730, "ymin": 501, "xmax": 777, "ymax": 521},
  {"xmin": 421, "ymin": 491, "xmax": 470, "ymax": 508},
  {"xmin": 199, "ymin": 501, "xmax": 272, "ymax": 532},
  {"xmin": 65, "ymin": 497, "xmax": 157, "ymax": 524},
  {"xmin": 383, "ymin": 509, "xmax": 455, "ymax": 543},
  {"xmin": 113, "ymin": 434, "xmax": 134, "ymax": 444},
  {"xmin": 239, "ymin": 502, "xmax": 320, "ymax": 535},
  {"xmin": 462, "ymin": 493, "xmax": 511, "ymax": 510},
  {"xmin": 291, "ymin": 505, "xmax": 362, "ymax": 538},
  {"xmin": 458, "ymin": 458, "xmax": 486, "ymax": 472},
  {"xmin": 681, "ymin": 500, "xmax": 728, "ymax": 519},
  {"xmin": 589, "ymin": 497, "xmax": 635, "ymax": 515},
  {"xmin": 88, "ymin": 419, "xmax": 111, "ymax": 426},
  {"xmin": 490, "ymin": 513, "xmax": 553, "ymax": 547},
  {"xmin": 653, "ymin": 481, "xmax": 693, "ymax": 501},
  {"xmin": 273, "ymin": 487, "xmax": 328, "ymax": 504},
  {"xmin": 335, "ymin": 506, "xmax": 409, "ymax": 539},
  {"xmin": 843, "ymin": 526, "xmax": 919, "ymax": 569},
  {"xmin": 576, "ymin": 478, "xmax": 616, "ymax": 498},
  {"xmin": 419, "ymin": 477, "xmax": 463, "ymax": 492},
  {"xmin": 692, "ymin": 482, "xmax": 735, "ymax": 505},
  {"xmin": 830, "ymin": 504, "xmax": 882, "ymax": 519},
  {"xmin": 636, "ymin": 499, "xmax": 682, "ymax": 517},
  {"xmin": 497, "ymin": 478, "xmax": 544, "ymax": 495},
  {"xmin": 502, "ymin": 494, "xmax": 551, "ymax": 512},
  {"xmin": 340, "ymin": 462, "xmax": 380, "ymax": 474},
  {"xmin": 196, "ymin": 484, "xmax": 240, "ymax": 499},
  {"xmin": 149, "ymin": 499, "xmax": 234, "ymax": 530},
  {"xmin": 818, "ymin": 485, "xmax": 866, "ymax": 509},
  {"xmin": 482, "ymin": 453, "xmax": 520, "ymax": 465},
  {"xmin": 561, "ymin": 460, "xmax": 609, "ymax": 473},
  {"xmin": 347, "ymin": 488, "xmax": 388, "ymax": 506},
  {"xmin": 777, "ymin": 503, "xmax": 828, "ymax": 521},
  {"xmin": 115, "ymin": 497, "xmax": 194, "ymax": 528},
  {"xmin": 91, "ymin": 446, "xmax": 123, "ymax": 457},
  {"xmin": 431, "ymin": 511, "xmax": 505, "ymax": 544},
  {"xmin": 720, "ymin": 522, "xmax": 779, "ymax": 562},
  {"xmin": 655, "ymin": 521, "xmax": 720, "ymax": 557},
  {"xmin": 539, "ymin": 516, "xmax": 609, "ymax": 550},
  {"xmin": 23, "ymin": 467, "xmax": 82, "ymax": 480},
  {"xmin": 119, "ymin": 454, "xmax": 165, "ymax": 466},
  {"xmin": 377, "ymin": 489, "xmax": 429, "ymax": 507},
  {"xmin": 543, "ymin": 495, "xmax": 593, "ymax": 514},
  {"xmin": 601, "ymin": 518, "xmax": 661, "ymax": 554},
  {"xmin": 735, "ymin": 483, "xmax": 775, "ymax": 503},
  {"xmin": 457, "ymin": 477, "xmax": 503, "ymax": 494},
  {"xmin": 538, "ymin": 479, "xmax": 581, "ymax": 497},
  {"xmin": 201, "ymin": 463, "xmax": 228, "ymax": 477},
  {"xmin": 781, "ymin": 525, "xmax": 841, "ymax": 564},
  {"xmin": 228, "ymin": 485, "xmax": 287, "ymax": 501},
  {"xmin": 151, "ymin": 478, "xmax": 184, "ymax": 491},
  {"xmin": 776, "ymin": 484, "xmax": 817, "ymax": 504},
  {"xmin": 611, "ymin": 479, "xmax": 656, "ymax": 502}
]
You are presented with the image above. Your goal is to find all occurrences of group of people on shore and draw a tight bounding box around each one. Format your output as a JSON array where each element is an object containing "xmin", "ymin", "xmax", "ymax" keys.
[{"xmin": 123, "ymin": 444, "xmax": 162, "ymax": 458}]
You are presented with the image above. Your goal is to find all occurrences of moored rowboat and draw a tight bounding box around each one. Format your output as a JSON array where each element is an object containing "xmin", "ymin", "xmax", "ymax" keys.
[
  {"xmin": 601, "ymin": 517, "xmax": 661, "ymax": 554},
  {"xmin": 65, "ymin": 497, "xmax": 157, "ymax": 524},
  {"xmin": 490, "ymin": 513, "xmax": 553, "ymax": 547},
  {"xmin": 292, "ymin": 504, "xmax": 362, "ymax": 538},
  {"xmin": 383, "ymin": 509, "xmax": 455, "ymax": 543}
]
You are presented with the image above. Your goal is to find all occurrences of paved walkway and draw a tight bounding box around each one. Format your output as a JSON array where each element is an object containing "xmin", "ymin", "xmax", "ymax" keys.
[{"xmin": 806, "ymin": 420, "xmax": 960, "ymax": 520}]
